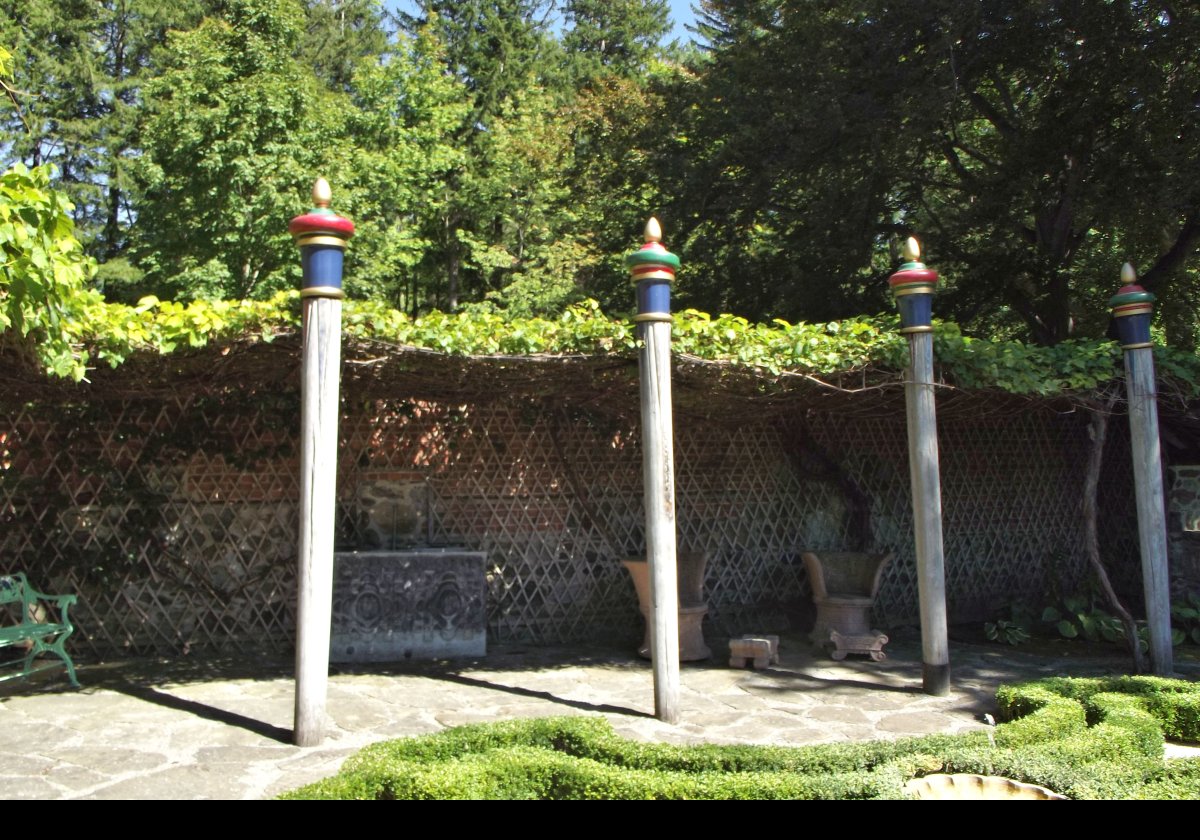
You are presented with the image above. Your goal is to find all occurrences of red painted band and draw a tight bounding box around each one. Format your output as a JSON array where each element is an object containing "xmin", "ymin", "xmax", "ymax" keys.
[
  {"xmin": 631, "ymin": 265, "xmax": 675, "ymax": 278},
  {"xmin": 887, "ymin": 267, "xmax": 938, "ymax": 288},
  {"xmin": 288, "ymin": 213, "xmax": 356, "ymax": 237},
  {"xmin": 1113, "ymin": 304, "xmax": 1153, "ymax": 317}
]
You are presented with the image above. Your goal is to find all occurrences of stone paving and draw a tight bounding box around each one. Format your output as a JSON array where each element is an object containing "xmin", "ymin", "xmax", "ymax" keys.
[{"xmin": 1, "ymin": 631, "xmax": 1196, "ymax": 799}]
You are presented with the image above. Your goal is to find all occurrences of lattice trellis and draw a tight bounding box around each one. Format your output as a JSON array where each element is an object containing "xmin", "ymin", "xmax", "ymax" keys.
[
  {"xmin": 811, "ymin": 411, "xmax": 1098, "ymax": 624},
  {"xmin": 0, "ymin": 396, "xmax": 301, "ymax": 657},
  {"xmin": 0, "ymin": 374, "xmax": 1139, "ymax": 657}
]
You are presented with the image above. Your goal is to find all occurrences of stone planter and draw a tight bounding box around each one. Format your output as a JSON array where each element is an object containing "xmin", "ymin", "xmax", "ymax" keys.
[
  {"xmin": 802, "ymin": 551, "xmax": 891, "ymax": 660},
  {"xmin": 622, "ymin": 551, "xmax": 711, "ymax": 661}
]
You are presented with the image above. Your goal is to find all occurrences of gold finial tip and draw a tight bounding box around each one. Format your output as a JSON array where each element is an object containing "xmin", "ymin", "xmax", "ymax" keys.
[
  {"xmin": 1121, "ymin": 262, "xmax": 1136, "ymax": 284},
  {"xmin": 903, "ymin": 236, "xmax": 921, "ymax": 262},
  {"xmin": 644, "ymin": 217, "xmax": 662, "ymax": 243},
  {"xmin": 312, "ymin": 177, "xmax": 332, "ymax": 208}
]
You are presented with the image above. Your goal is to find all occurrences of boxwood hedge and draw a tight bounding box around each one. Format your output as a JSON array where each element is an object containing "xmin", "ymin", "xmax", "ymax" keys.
[{"xmin": 282, "ymin": 676, "xmax": 1200, "ymax": 800}]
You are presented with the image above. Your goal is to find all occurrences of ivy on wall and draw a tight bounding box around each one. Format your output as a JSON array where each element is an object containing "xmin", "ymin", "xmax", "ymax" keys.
[{"xmin": 48, "ymin": 292, "xmax": 1198, "ymax": 400}]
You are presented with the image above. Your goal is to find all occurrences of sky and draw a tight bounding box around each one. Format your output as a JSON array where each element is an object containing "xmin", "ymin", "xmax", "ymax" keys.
[
  {"xmin": 668, "ymin": 1, "xmax": 700, "ymax": 42},
  {"xmin": 386, "ymin": 2, "xmax": 703, "ymax": 45}
]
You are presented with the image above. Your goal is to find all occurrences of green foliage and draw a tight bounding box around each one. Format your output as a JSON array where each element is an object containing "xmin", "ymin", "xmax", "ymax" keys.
[
  {"xmin": 333, "ymin": 24, "xmax": 470, "ymax": 308},
  {"xmin": 0, "ymin": 0, "xmax": 212, "ymax": 257},
  {"xmin": 984, "ymin": 601, "xmax": 1036, "ymax": 646},
  {"xmin": 135, "ymin": 0, "xmax": 337, "ymax": 299},
  {"xmin": 669, "ymin": 1, "xmax": 1200, "ymax": 346},
  {"xmin": 1000, "ymin": 676, "xmax": 1200, "ymax": 744},
  {"xmin": 26, "ymin": 286, "xmax": 1200, "ymax": 402},
  {"xmin": 1042, "ymin": 594, "xmax": 1138, "ymax": 646},
  {"xmin": 0, "ymin": 164, "xmax": 99, "ymax": 380},
  {"xmin": 984, "ymin": 619, "xmax": 1031, "ymax": 646},
  {"xmin": 986, "ymin": 589, "xmax": 1200, "ymax": 653},
  {"xmin": 1171, "ymin": 591, "xmax": 1200, "ymax": 647},
  {"xmin": 561, "ymin": 0, "xmax": 673, "ymax": 82},
  {"xmin": 6, "ymin": 0, "xmax": 1200, "ymax": 347},
  {"xmin": 299, "ymin": 0, "xmax": 389, "ymax": 92},
  {"xmin": 992, "ymin": 685, "xmax": 1088, "ymax": 747},
  {"xmin": 283, "ymin": 676, "xmax": 1200, "ymax": 800}
]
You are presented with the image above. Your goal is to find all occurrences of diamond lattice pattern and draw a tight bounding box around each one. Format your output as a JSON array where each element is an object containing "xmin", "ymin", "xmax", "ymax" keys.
[{"xmin": 0, "ymin": 387, "xmax": 1130, "ymax": 656}]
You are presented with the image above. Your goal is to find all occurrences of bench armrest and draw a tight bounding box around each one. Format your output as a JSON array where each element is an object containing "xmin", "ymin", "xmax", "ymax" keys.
[{"xmin": 24, "ymin": 585, "xmax": 77, "ymax": 624}]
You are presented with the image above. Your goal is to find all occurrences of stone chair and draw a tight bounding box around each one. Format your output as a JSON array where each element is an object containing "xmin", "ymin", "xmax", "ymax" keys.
[
  {"xmin": 802, "ymin": 551, "xmax": 892, "ymax": 661},
  {"xmin": 622, "ymin": 550, "xmax": 711, "ymax": 661}
]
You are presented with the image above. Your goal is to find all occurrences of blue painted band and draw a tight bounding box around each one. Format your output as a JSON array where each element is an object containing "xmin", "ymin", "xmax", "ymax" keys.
[
  {"xmin": 301, "ymin": 245, "xmax": 345, "ymax": 290},
  {"xmin": 1115, "ymin": 312, "xmax": 1152, "ymax": 348},
  {"xmin": 896, "ymin": 292, "xmax": 933, "ymax": 329},
  {"xmin": 637, "ymin": 278, "xmax": 671, "ymax": 315}
]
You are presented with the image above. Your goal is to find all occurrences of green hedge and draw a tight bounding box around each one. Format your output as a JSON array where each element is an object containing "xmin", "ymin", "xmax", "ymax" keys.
[
  {"xmin": 283, "ymin": 677, "xmax": 1200, "ymax": 800},
  {"xmin": 999, "ymin": 676, "xmax": 1200, "ymax": 742}
]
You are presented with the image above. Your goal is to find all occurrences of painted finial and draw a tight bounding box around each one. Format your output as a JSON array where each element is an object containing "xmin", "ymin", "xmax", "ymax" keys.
[
  {"xmin": 289, "ymin": 176, "xmax": 356, "ymax": 300},
  {"xmin": 645, "ymin": 217, "xmax": 662, "ymax": 244},
  {"xmin": 290, "ymin": 176, "xmax": 353, "ymax": 243},
  {"xmin": 1109, "ymin": 262, "xmax": 1155, "ymax": 350},
  {"xmin": 903, "ymin": 236, "xmax": 921, "ymax": 263},
  {"xmin": 312, "ymin": 177, "xmax": 332, "ymax": 209},
  {"xmin": 889, "ymin": 234, "xmax": 938, "ymax": 333},
  {"xmin": 627, "ymin": 216, "xmax": 680, "ymax": 322}
]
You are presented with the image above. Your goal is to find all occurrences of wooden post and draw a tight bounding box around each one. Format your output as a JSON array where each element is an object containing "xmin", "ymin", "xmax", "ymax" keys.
[
  {"xmin": 626, "ymin": 218, "xmax": 681, "ymax": 723},
  {"xmin": 290, "ymin": 178, "xmax": 355, "ymax": 746},
  {"xmin": 1110, "ymin": 266, "xmax": 1173, "ymax": 675},
  {"xmin": 889, "ymin": 238, "xmax": 950, "ymax": 696}
]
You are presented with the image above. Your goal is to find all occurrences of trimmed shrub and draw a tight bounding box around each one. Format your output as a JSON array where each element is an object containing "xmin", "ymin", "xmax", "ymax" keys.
[{"xmin": 284, "ymin": 676, "xmax": 1200, "ymax": 800}]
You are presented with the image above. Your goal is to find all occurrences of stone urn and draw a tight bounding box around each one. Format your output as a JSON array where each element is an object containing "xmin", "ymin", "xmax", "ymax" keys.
[
  {"xmin": 802, "ymin": 551, "xmax": 892, "ymax": 661},
  {"xmin": 904, "ymin": 774, "xmax": 1067, "ymax": 800},
  {"xmin": 622, "ymin": 550, "xmax": 711, "ymax": 661}
]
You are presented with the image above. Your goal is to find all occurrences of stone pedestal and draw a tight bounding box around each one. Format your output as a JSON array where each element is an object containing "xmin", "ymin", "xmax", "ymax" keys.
[{"xmin": 331, "ymin": 550, "xmax": 486, "ymax": 662}]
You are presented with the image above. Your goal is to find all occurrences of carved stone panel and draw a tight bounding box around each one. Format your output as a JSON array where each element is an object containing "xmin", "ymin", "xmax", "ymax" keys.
[{"xmin": 331, "ymin": 550, "xmax": 487, "ymax": 661}]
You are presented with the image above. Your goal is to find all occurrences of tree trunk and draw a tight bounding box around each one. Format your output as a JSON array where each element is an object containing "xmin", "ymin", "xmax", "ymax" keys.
[{"xmin": 1082, "ymin": 397, "xmax": 1147, "ymax": 673}]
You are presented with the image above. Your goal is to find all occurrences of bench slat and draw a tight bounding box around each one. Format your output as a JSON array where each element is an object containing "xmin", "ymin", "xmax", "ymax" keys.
[{"xmin": 0, "ymin": 624, "xmax": 69, "ymax": 644}]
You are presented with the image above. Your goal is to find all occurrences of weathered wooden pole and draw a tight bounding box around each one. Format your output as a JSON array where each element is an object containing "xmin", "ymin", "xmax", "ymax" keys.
[
  {"xmin": 626, "ymin": 218, "xmax": 681, "ymax": 723},
  {"xmin": 290, "ymin": 178, "xmax": 354, "ymax": 746},
  {"xmin": 1110, "ymin": 265, "xmax": 1173, "ymax": 675},
  {"xmin": 889, "ymin": 237, "xmax": 950, "ymax": 696}
]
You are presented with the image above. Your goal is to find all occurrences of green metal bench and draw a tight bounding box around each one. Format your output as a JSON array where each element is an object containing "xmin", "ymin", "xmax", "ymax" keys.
[{"xmin": 0, "ymin": 573, "xmax": 79, "ymax": 688}]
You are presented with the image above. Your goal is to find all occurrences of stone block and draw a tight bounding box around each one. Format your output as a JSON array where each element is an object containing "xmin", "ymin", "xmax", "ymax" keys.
[{"xmin": 729, "ymin": 634, "xmax": 780, "ymax": 669}]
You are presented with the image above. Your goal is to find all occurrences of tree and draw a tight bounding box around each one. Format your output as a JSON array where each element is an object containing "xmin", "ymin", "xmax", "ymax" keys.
[
  {"xmin": 0, "ymin": 48, "xmax": 97, "ymax": 375},
  {"xmin": 333, "ymin": 25, "xmax": 469, "ymax": 309},
  {"xmin": 134, "ymin": 0, "xmax": 341, "ymax": 299},
  {"xmin": 0, "ymin": 0, "xmax": 212, "ymax": 258},
  {"xmin": 552, "ymin": 65, "xmax": 688, "ymax": 313},
  {"xmin": 902, "ymin": 1, "xmax": 1200, "ymax": 345},
  {"xmin": 466, "ymin": 87, "xmax": 590, "ymax": 316},
  {"xmin": 393, "ymin": 2, "xmax": 585, "ymax": 310},
  {"xmin": 399, "ymin": 1, "xmax": 563, "ymax": 126},
  {"xmin": 561, "ymin": 0, "xmax": 672, "ymax": 82},
  {"xmin": 671, "ymin": 1, "xmax": 1200, "ymax": 345},
  {"xmin": 0, "ymin": 0, "xmax": 112, "ymax": 248},
  {"xmin": 300, "ymin": 0, "xmax": 390, "ymax": 92}
]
